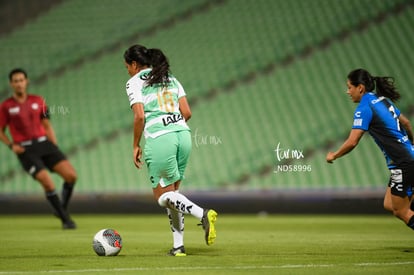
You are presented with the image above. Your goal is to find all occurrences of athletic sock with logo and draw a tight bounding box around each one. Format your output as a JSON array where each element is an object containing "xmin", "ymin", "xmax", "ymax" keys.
[
  {"xmin": 158, "ymin": 191, "xmax": 204, "ymax": 219},
  {"xmin": 167, "ymin": 208, "xmax": 184, "ymax": 248},
  {"xmin": 61, "ymin": 182, "xmax": 74, "ymax": 210},
  {"xmin": 46, "ymin": 190, "xmax": 70, "ymax": 222}
]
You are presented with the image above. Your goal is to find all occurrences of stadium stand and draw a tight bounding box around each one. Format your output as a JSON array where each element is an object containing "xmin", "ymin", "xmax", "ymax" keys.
[
  {"xmin": 0, "ymin": 0, "xmax": 212, "ymax": 96},
  {"xmin": 0, "ymin": 0, "xmax": 413, "ymax": 197}
]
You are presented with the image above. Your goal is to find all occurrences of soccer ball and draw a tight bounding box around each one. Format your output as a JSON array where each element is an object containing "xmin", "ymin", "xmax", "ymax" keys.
[{"xmin": 92, "ymin": 229, "xmax": 122, "ymax": 256}]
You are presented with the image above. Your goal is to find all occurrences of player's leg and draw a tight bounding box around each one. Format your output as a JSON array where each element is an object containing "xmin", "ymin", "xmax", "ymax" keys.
[
  {"xmin": 17, "ymin": 147, "xmax": 75, "ymax": 229},
  {"xmin": 152, "ymin": 131, "xmax": 217, "ymax": 245},
  {"xmin": 34, "ymin": 169, "xmax": 76, "ymax": 229},
  {"xmin": 155, "ymin": 183, "xmax": 218, "ymax": 247},
  {"xmin": 41, "ymin": 140, "xmax": 77, "ymax": 211},
  {"xmin": 145, "ymin": 132, "xmax": 200, "ymax": 217},
  {"xmin": 150, "ymin": 132, "xmax": 204, "ymax": 219},
  {"xmin": 153, "ymin": 184, "xmax": 203, "ymax": 217},
  {"xmin": 387, "ymin": 167, "xmax": 414, "ymax": 230},
  {"xmin": 166, "ymin": 207, "xmax": 186, "ymax": 256},
  {"xmin": 155, "ymin": 184, "xmax": 218, "ymax": 246},
  {"xmin": 176, "ymin": 130, "xmax": 217, "ymax": 245},
  {"xmin": 163, "ymin": 180, "xmax": 185, "ymax": 255},
  {"xmin": 144, "ymin": 133, "xmax": 186, "ymax": 254},
  {"xmin": 383, "ymin": 187, "xmax": 393, "ymax": 212},
  {"xmin": 407, "ymin": 196, "xmax": 414, "ymax": 223},
  {"xmin": 34, "ymin": 169, "xmax": 55, "ymax": 192},
  {"xmin": 389, "ymin": 193, "xmax": 414, "ymax": 228},
  {"xmin": 52, "ymin": 159, "xmax": 77, "ymax": 210}
]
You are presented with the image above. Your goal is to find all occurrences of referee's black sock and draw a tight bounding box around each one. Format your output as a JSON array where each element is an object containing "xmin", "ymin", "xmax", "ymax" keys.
[
  {"xmin": 61, "ymin": 182, "xmax": 75, "ymax": 210},
  {"xmin": 46, "ymin": 191, "xmax": 70, "ymax": 222},
  {"xmin": 407, "ymin": 215, "xmax": 414, "ymax": 230}
]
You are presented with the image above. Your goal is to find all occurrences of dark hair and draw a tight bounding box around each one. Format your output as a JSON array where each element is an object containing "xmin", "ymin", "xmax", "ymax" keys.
[
  {"xmin": 9, "ymin": 68, "xmax": 28, "ymax": 81},
  {"xmin": 124, "ymin": 45, "xmax": 170, "ymax": 86},
  {"xmin": 347, "ymin": 68, "xmax": 400, "ymax": 102}
]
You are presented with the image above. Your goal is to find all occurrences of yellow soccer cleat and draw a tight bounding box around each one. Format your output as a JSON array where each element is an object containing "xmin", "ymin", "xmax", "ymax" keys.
[
  {"xmin": 200, "ymin": 209, "xmax": 217, "ymax": 246},
  {"xmin": 167, "ymin": 246, "xmax": 187, "ymax": 257}
]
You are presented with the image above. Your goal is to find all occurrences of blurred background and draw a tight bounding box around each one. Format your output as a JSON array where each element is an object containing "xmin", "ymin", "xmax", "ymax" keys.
[{"xmin": 0, "ymin": 0, "xmax": 413, "ymax": 213}]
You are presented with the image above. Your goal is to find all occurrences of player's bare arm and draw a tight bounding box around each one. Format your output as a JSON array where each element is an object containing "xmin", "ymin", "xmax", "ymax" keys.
[
  {"xmin": 326, "ymin": 129, "xmax": 364, "ymax": 163},
  {"xmin": 399, "ymin": 114, "xmax": 414, "ymax": 143},
  {"xmin": 0, "ymin": 126, "xmax": 24, "ymax": 153},
  {"xmin": 41, "ymin": 119, "xmax": 57, "ymax": 145},
  {"xmin": 178, "ymin": 96, "xmax": 192, "ymax": 121},
  {"xmin": 132, "ymin": 102, "xmax": 145, "ymax": 168},
  {"xmin": 0, "ymin": 126, "xmax": 13, "ymax": 148}
]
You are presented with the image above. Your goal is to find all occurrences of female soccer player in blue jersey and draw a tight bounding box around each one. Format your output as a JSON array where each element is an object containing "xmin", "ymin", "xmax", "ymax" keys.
[
  {"xmin": 326, "ymin": 68, "xmax": 414, "ymax": 230},
  {"xmin": 123, "ymin": 45, "xmax": 217, "ymax": 256}
]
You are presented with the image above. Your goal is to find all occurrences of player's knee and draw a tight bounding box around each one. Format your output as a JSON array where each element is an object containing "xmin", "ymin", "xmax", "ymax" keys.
[
  {"xmin": 157, "ymin": 191, "xmax": 174, "ymax": 208},
  {"xmin": 64, "ymin": 170, "xmax": 77, "ymax": 183},
  {"xmin": 391, "ymin": 207, "xmax": 407, "ymax": 221},
  {"xmin": 68, "ymin": 173, "xmax": 77, "ymax": 184}
]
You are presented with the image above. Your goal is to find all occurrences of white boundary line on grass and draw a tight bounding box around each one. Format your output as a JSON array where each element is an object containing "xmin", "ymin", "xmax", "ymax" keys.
[{"xmin": 1, "ymin": 261, "xmax": 414, "ymax": 274}]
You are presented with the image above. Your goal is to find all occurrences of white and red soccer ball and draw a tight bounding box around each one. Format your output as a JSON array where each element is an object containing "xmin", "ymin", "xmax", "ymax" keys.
[{"xmin": 92, "ymin": 229, "xmax": 122, "ymax": 256}]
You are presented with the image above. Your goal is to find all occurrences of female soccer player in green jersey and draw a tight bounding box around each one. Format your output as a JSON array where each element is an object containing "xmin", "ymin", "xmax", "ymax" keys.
[{"xmin": 123, "ymin": 45, "xmax": 217, "ymax": 256}]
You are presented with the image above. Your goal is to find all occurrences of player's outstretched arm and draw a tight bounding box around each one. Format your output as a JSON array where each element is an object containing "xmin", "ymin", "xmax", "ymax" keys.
[{"xmin": 326, "ymin": 129, "xmax": 364, "ymax": 163}]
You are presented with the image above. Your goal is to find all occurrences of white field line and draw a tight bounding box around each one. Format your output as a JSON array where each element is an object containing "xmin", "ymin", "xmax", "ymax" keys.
[{"xmin": 0, "ymin": 261, "xmax": 414, "ymax": 274}]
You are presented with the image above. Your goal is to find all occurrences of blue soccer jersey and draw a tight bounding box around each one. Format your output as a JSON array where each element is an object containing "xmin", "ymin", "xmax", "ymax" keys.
[{"xmin": 352, "ymin": 92, "xmax": 414, "ymax": 168}]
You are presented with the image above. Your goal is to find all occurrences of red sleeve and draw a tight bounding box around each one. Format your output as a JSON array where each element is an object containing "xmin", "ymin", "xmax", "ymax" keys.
[
  {"xmin": 0, "ymin": 101, "xmax": 9, "ymax": 129},
  {"xmin": 37, "ymin": 96, "xmax": 50, "ymax": 120}
]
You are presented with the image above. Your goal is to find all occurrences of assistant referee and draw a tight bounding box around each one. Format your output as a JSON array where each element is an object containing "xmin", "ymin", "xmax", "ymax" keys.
[{"xmin": 0, "ymin": 68, "xmax": 76, "ymax": 229}]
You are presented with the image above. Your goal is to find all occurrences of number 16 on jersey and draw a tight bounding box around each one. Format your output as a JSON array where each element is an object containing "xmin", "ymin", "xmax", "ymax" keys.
[{"xmin": 157, "ymin": 89, "xmax": 175, "ymax": 113}]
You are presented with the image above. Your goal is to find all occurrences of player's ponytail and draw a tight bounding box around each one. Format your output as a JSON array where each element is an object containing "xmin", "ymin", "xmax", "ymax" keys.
[
  {"xmin": 146, "ymin": 48, "xmax": 170, "ymax": 87},
  {"xmin": 374, "ymin": 76, "xmax": 400, "ymax": 102},
  {"xmin": 347, "ymin": 68, "xmax": 401, "ymax": 102}
]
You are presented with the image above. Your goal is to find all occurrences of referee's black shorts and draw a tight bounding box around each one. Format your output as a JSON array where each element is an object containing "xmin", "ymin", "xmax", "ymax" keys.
[{"xmin": 17, "ymin": 137, "xmax": 67, "ymax": 178}]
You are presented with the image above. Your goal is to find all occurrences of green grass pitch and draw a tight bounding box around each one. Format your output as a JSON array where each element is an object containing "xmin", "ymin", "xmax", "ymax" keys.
[{"xmin": 0, "ymin": 214, "xmax": 413, "ymax": 274}]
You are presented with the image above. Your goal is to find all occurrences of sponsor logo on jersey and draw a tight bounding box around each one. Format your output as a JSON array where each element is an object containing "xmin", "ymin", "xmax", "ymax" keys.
[
  {"xmin": 162, "ymin": 114, "xmax": 184, "ymax": 126},
  {"xmin": 371, "ymin": 96, "xmax": 385, "ymax": 104},
  {"xmin": 31, "ymin": 103, "xmax": 39, "ymax": 110},
  {"xmin": 353, "ymin": 118, "xmax": 363, "ymax": 127},
  {"xmin": 8, "ymin": 106, "xmax": 20, "ymax": 114}
]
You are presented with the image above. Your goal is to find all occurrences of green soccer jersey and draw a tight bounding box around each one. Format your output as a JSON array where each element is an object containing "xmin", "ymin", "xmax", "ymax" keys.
[{"xmin": 126, "ymin": 68, "xmax": 190, "ymax": 139}]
